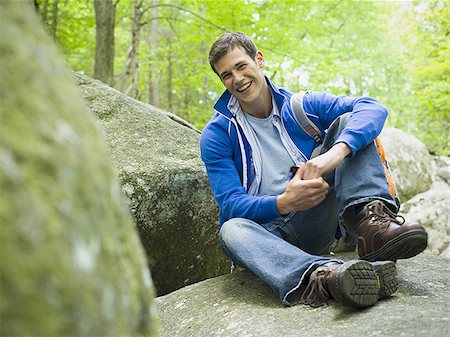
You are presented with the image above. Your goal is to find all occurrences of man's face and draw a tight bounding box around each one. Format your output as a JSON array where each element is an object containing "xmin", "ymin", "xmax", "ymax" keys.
[{"xmin": 214, "ymin": 46, "xmax": 267, "ymax": 110}]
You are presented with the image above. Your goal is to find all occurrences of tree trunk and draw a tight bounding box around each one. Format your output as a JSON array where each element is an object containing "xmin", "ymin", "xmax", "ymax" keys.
[
  {"xmin": 167, "ymin": 38, "xmax": 173, "ymax": 111},
  {"xmin": 42, "ymin": 0, "xmax": 49, "ymax": 25},
  {"xmin": 120, "ymin": 0, "xmax": 143, "ymax": 98},
  {"xmin": 51, "ymin": 0, "xmax": 58, "ymax": 39},
  {"xmin": 94, "ymin": 0, "xmax": 115, "ymax": 86},
  {"xmin": 147, "ymin": 1, "xmax": 160, "ymax": 107},
  {"xmin": 33, "ymin": 0, "xmax": 49, "ymax": 28},
  {"xmin": 199, "ymin": 5, "xmax": 210, "ymax": 111}
]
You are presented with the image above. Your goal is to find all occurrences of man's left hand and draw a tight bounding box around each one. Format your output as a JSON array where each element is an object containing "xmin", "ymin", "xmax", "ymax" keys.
[{"xmin": 300, "ymin": 142, "xmax": 352, "ymax": 180}]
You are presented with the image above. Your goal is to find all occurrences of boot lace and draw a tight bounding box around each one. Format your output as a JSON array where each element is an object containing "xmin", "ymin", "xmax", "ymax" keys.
[
  {"xmin": 368, "ymin": 201, "xmax": 405, "ymax": 232},
  {"xmin": 300, "ymin": 267, "xmax": 331, "ymax": 308}
]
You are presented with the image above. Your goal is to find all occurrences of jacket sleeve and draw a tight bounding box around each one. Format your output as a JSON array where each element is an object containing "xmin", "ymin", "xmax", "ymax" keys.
[
  {"xmin": 200, "ymin": 123, "xmax": 280, "ymax": 224},
  {"xmin": 303, "ymin": 91, "xmax": 388, "ymax": 156}
]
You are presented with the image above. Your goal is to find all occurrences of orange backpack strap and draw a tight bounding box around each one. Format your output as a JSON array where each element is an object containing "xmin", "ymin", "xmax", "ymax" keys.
[{"xmin": 375, "ymin": 137, "xmax": 396, "ymax": 199}]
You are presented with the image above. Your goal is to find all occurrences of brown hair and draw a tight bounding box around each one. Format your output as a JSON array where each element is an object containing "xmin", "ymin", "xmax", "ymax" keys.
[{"xmin": 208, "ymin": 32, "xmax": 258, "ymax": 75}]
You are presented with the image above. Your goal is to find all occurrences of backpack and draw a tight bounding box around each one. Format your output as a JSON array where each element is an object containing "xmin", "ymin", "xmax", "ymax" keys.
[{"xmin": 290, "ymin": 92, "xmax": 398, "ymax": 200}]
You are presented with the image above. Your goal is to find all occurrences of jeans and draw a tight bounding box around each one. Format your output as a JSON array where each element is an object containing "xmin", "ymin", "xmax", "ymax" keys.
[{"xmin": 219, "ymin": 114, "xmax": 397, "ymax": 306}]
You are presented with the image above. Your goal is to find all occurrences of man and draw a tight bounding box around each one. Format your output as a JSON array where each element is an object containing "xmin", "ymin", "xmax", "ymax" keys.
[{"xmin": 200, "ymin": 32, "xmax": 428, "ymax": 308}]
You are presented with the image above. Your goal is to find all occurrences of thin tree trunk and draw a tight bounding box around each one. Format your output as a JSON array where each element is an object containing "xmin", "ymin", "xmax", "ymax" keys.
[
  {"xmin": 167, "ymin": 38, "xmax": 173, "ymax": 111},
  {"xmin": 42, "ymin": 0, "xmax": 49, "ymax": 25},
  {"xmin": 199, "ymin": 5, "xmax": 210, "ymax": 111},
  {"xmin": 51, "ymin": 0, "xmax": 58, "ymax": 39},
  {"xmin": 120, "ymin": 0, "xmax": 143, "ymax": 98},
  {"xmin": 33, "ymin": 0, "xmax": 49, "ymax": 28},
  {"xmin": 94, "ymin": 0, "xmax": 115, "ymax": 86},
  {"xmin": 147, "ymin": 0, "xmax": 160, "ymax": 106}
]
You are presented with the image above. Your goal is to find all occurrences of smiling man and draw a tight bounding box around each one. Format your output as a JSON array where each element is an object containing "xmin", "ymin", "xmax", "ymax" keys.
[
  {"xmin": 200, "ymin": 32, "xmax": 428, "ymax": 308},
  {"xmin": 215, "ymin": 47, "xmax": 271, "ymax": 118}
]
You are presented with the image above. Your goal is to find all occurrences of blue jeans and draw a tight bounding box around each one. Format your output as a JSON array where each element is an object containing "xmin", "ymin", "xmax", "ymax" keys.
[{"xmin": 219, "ymin": 114, "xmax": 398, "ymax": 306}]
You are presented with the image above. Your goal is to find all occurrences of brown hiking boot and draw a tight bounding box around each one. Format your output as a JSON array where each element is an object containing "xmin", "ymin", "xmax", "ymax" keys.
[
  {"xmin": 357, "ymin": 200, "xmax": 428, "ymax": 262},
  {"xmin": 300, "ymin": 260, "xmax": 397, "ymax": 308}
]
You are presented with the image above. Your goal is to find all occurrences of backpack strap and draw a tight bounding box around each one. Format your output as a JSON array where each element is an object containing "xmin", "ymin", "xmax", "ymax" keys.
[
  {"xmin": 375, "ymin": 137, "xmax": 397, "ymax": 200},
  {"xmin": 290, "ymin": 93, "xmax": 399, "ymax": 201},
  {"xmin": 290, "ymin": 91, "xmax": 323, "ymax": 144}
]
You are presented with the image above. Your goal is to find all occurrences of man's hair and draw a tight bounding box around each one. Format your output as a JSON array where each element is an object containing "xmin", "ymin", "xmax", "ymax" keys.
[{"xmin": 209, "ymin": 32, "xmax": 258, "ymax": 75}]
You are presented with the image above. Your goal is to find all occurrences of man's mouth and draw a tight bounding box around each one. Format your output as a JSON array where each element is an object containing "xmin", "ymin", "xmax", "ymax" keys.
[{"xmin": 236, "ymin": 81, "xmax": 252, "ymax": 93}]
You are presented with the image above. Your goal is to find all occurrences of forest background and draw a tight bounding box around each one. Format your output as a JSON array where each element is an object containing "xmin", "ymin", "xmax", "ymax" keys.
[{"xmin": 33, "ymin": 0, "xmax": 449, "ymax": 155}]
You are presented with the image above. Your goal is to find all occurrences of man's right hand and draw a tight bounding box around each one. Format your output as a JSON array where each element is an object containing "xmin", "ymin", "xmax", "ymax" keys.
[{"xmin": 276, "ymin": 167, "xmax": 329, "ymax": 215}]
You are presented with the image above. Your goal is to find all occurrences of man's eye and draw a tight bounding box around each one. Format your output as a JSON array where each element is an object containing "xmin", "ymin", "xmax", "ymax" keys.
[
  {"xmin": 238, "ymin": 64, "xmax": 246, "ymax": 70},
  {"xmin": 222, "ymin": 74, "xmax": 231, "ymax": 80}
]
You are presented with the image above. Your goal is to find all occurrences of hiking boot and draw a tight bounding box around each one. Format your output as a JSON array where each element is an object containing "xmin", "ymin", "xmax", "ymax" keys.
[
  {"xmin": 357, "ymin": 200, "xmax": 428, "ymax": 262},
  {"xmin": 372, "ymin": 261, "xmax": 398, "ymax": 298},
  {"xmin": 300, "ymin": 260, "xmax": 397, "ymax": 308}
]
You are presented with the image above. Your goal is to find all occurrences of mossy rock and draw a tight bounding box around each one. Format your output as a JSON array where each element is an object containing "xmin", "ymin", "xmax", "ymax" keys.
[
  {"xmin": 0, "ymin": 2, "xmax": 158, "ymax": 336},
  {"xmin": 74, "ymin": 73, "xmax": 229, "ymax": 295}
]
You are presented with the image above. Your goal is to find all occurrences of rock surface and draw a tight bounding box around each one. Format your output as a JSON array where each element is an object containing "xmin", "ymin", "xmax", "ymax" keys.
[
  {"xmin": 157, "ymin": 253, "xmax": 449, "ymax": 337},
  {"xmin": 400, "ymin": 156, "xmax": 450, "ymax": 257},
  {"xmin": 380, "ymin": 128, "xmax": 433, "ymax": 201},
  {"xmin": 74, "ymin": 73, "xmax": 228, "ymax": 295},
  {"xmin": 0, "ymin": 2, "xmax": 157, "ymax": 336}
]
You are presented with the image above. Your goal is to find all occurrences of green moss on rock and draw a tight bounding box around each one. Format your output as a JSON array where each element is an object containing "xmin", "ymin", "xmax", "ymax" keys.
[{"xmin": 0, "ymin": 2, "xmax": 158, "ymax": 336}]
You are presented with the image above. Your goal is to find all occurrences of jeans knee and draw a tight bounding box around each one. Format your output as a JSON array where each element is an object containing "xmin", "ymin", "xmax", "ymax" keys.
[
  {"xmin": 219, "ymin": 219, "xmax": 241, "ymax": 259},
  {"xmin": 220, "ymin": 218, "xmax": 258, "ymax": 248},
  {"xmin": 220, "ymin": 218, "xmax": 245, "ymax": 243}
]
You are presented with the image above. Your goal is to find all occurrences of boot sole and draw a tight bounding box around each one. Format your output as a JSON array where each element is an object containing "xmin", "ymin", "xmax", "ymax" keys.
[
  {"xmin": 372, "ymin": 261, "xmax": 398, "ymax": 299},
  {"xmin": 361, "ymin": 229, "xmax": 428, "ymax": 262},
  {"xmin": 327, "ymin": 260, "xmax": 379, "ymax": 308}
]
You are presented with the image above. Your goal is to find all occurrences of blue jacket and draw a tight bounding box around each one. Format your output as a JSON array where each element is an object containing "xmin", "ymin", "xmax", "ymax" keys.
[{"xmin": 200, "ymin": 77, "xmax": 388, "ymax": 225}]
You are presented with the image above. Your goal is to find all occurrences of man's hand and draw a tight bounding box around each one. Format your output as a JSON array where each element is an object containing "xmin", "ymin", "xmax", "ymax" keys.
[
  {"xmin": 276, "ymin": 142, "xmax": 351, "ymax": 215},
  {"xmin": 301, "ymin": 142, "xmax": 352, "ymax": 180},
  {"xmin": 276, "ymin": 168, "xmax": 329, "ymax": 215}
]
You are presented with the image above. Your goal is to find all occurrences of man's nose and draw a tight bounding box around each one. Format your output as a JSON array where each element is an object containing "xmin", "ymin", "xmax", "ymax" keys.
[{"xmin": 233, "ymin": 71, "xmax": 244, "ymax": 82}]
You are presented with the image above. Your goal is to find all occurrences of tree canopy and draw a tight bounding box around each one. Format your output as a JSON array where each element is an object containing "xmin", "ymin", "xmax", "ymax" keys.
[{"xmin": 34, "ymin": 0, "xmax": 449, "ymax": 155}]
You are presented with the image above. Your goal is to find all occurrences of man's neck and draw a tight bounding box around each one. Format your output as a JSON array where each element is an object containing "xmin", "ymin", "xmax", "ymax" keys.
[{"xmin": 240, "ymin": 85, "xmax": 272, "ymax": 119}]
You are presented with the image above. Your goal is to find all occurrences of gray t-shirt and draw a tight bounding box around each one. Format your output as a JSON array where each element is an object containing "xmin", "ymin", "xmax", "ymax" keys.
[{"xmin": 245, "ymin": 112, "xmax": 295, "ymax": 196}]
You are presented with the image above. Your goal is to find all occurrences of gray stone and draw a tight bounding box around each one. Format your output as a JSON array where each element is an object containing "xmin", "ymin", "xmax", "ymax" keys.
[
  {"xmin": 400, "ymin": 156, "xmax": 450, "ymax": 257},
  {"xmin": 157, "ymin": 253, "xmax": 450, "ymax": 337},
  {"xmin": 432, "ymin": 156, "xmax": 450, "ymax": 185},
  {"xmin": 0, "ymin": 2, "xmax": 157, "ymax": 336},
  {"xmin": 380, "ymin": 128, "xmax": 433, "ymax": 201},
  {"xmin": 74, "ymin": 73, "xmax": 228, "ymax": 295}
]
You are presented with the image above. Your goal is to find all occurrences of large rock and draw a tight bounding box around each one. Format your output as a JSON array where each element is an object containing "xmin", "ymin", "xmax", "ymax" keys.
[
  {"xmin": 157, "ymin": 253, "xmax": 449, "ymax": 337},
  {"xmin": 0, "ymin": 2, "xmax": 157, "ymax": 336},
  {"xmin": 380, "ymin": 128, "xmax": 433, "ymax": 201},
  {"xmin": 74, "ymin": 74, "xmax": 228, "ymax": 295},
  {"xmin": 400, "ymin": 156, "xmax": 450, "ymax": 257}
]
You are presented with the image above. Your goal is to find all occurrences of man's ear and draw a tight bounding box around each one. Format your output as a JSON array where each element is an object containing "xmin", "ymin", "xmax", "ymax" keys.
[{"xmin": 256, "ymin": 50, "xmax": 265, "ymax": 68}]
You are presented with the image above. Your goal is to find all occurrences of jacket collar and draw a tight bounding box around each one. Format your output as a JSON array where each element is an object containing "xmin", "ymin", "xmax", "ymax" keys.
[{"xmin": 213, "ymin": 76, "xmax": 287, "ymax": 118}]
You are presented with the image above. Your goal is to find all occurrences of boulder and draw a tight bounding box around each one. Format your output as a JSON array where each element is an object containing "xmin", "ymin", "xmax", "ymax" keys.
[
  {"xmin": 0, "ymin": 2, "xmax": 157, "ymax": 336},
  {"xmin": 379, "ymin": 128, "xmax": 433, "ymax": 201},
  {"xmin": 74, "ymin": 74, "xmax": 228, "ymax": 295},
  {"xmin": 432, "ymin": 155, "xmax": 450, "ymax": 185},
  {"xmin": 400, "ymin": 156, "xmax": 450, "ymax": 257},
  {"xmin": 157, "ymin": 253, "xmax": 450, "ymax": 337}
]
